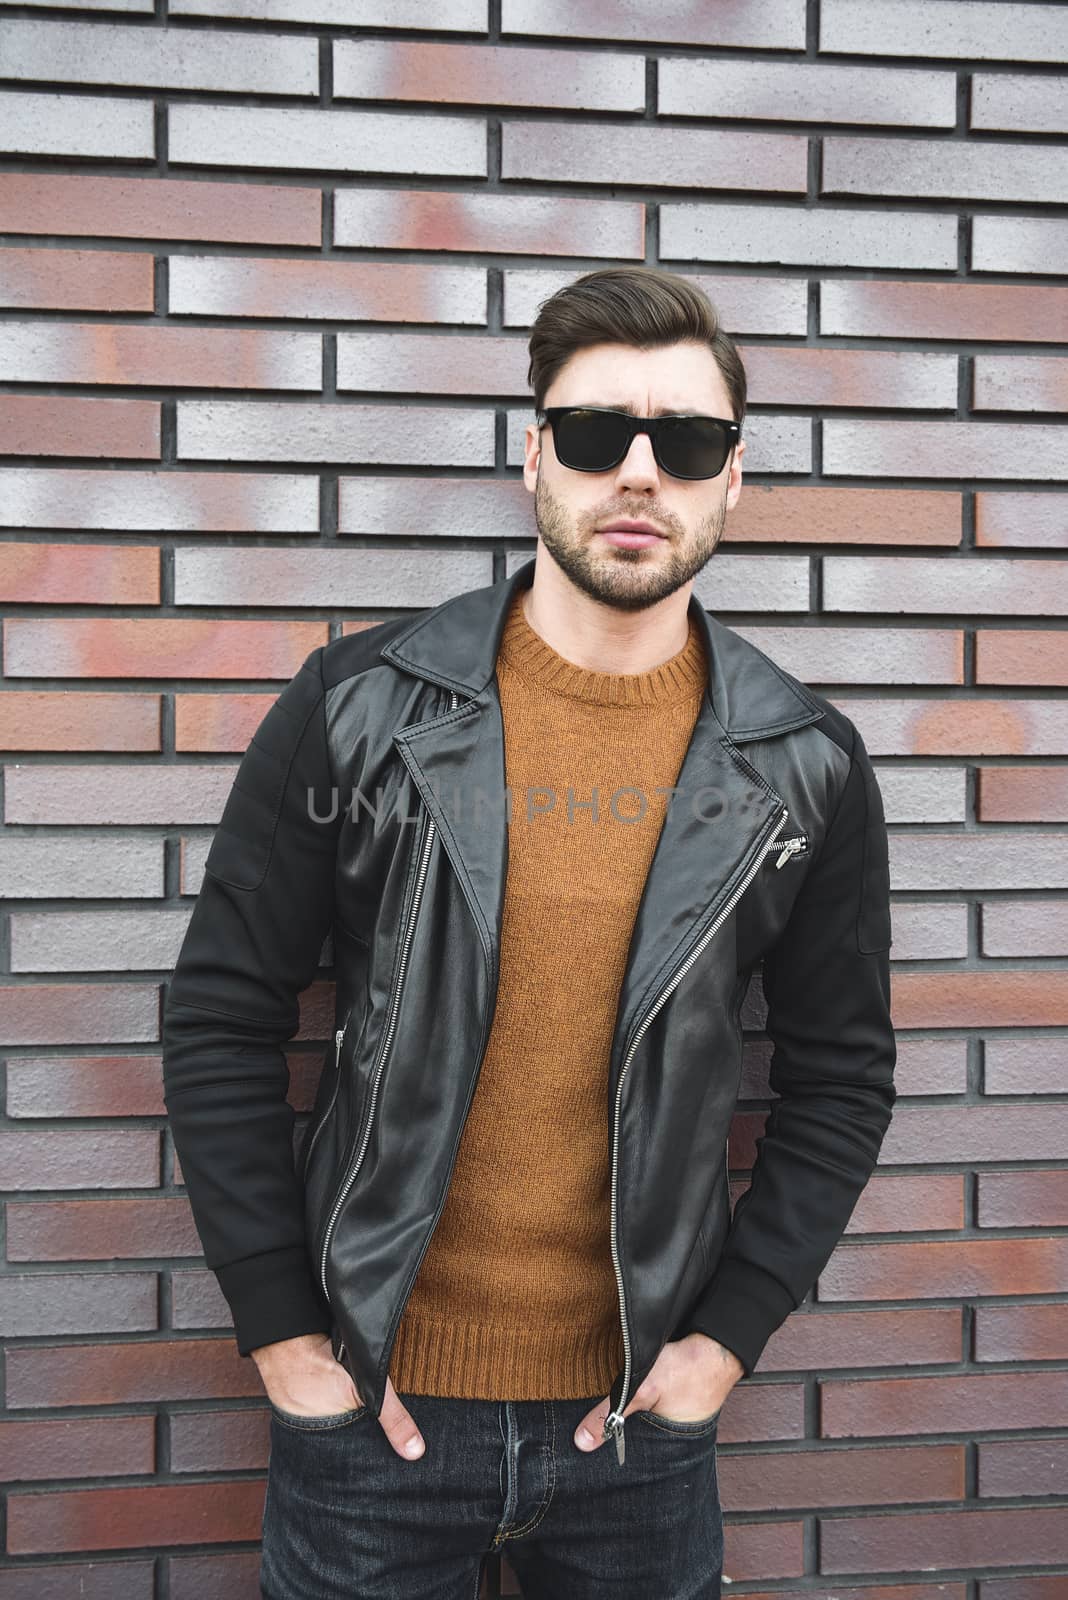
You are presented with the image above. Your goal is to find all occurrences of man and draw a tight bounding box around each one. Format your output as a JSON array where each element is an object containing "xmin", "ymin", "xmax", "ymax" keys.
[{"xmin": 162, "ymin": 265, "xmax": 897, "ymax": 1599}]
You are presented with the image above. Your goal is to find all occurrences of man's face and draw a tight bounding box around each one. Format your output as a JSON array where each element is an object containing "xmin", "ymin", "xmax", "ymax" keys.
[{"xmin": 522, "ymin": 340, "xmax": 745, "ymax": 613}]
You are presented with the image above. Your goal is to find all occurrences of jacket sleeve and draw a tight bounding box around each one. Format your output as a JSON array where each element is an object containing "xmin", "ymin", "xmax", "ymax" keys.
[
  {"xmin": 162, "ymin": 644, "xmax": 342, "ymax": 1357},
  {"xmin": 678, "ymin": 720, "xmax": 897, "ymax": 1377}
]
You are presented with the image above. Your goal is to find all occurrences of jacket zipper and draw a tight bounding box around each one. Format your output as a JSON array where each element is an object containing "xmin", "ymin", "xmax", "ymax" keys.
[
  {"xmin": 322, "ymin": 690, "xmax": 459, "ymax": 1369},
  {"xmin": 301, "ymin": 1021, "xmax": 347, "ymax": 1181},
  {"xmin": 602, "ymin": 804, "xmax": 791, "ymax": 1467}
]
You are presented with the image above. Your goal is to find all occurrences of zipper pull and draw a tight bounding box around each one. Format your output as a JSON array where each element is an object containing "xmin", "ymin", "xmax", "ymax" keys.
[
  {"xmin": 334, "ymin": 1026, "xmax": 345, "ymax": 1066},
  {"xmin": 603, "ymin": 1409, "xmax": 626, "ymax": 1466},
  {"xmin": 775, "ymin": 835, "xmax": 807, "ymax": 869}
]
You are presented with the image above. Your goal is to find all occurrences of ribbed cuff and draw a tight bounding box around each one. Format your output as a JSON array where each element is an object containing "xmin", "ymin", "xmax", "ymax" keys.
[
  {"xmin": 675, "ymin": 1257, "xmax": 797, "ymax": 1379},
  {"xmin": 216, "ymin": 1245, "xmax": 333, "ymax": 1358}
]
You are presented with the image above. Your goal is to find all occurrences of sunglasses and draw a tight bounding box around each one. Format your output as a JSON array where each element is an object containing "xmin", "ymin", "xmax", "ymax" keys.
[{"xmin": 537, "ymin": 406, "xmax": 741, "ymax": 481}]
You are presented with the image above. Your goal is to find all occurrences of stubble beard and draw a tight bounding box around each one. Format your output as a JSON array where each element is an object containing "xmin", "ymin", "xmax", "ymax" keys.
[{"xmin": 533, "ymin": 471, "xmax": 728, "ymax": 614}]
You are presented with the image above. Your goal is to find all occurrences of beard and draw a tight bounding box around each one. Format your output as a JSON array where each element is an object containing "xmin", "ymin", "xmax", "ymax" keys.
[{"xmin": 533, "ymin": 470, "xmax": 728, "ymax": 614}]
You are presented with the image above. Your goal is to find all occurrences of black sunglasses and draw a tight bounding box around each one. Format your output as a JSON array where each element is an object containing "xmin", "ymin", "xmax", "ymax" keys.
[{"xmin": 537, "ymin": 406, "xmax": 741, "ymax": 481}]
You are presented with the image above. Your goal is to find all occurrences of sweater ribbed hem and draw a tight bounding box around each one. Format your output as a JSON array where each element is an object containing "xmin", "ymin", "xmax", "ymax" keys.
[{"xmin": 389, "ymin": 1311, "xmax": 625, "ymax": 1401}]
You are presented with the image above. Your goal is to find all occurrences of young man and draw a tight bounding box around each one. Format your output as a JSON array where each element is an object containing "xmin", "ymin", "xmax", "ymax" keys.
[{"xmin": 163, "ymin": 266, "xmax": 896, "ymax": 1599}]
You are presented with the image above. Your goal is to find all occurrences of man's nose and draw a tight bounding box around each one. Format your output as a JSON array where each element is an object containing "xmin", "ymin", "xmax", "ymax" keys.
[{"xmin": 613, "ymin": 431, "xmax": 660, "ymax": 493}]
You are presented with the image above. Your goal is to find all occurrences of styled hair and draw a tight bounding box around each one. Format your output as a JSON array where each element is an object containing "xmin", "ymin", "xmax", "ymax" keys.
[{"xmin": 526, "ymin": 266, "xmax": 747, "ymax": 426}]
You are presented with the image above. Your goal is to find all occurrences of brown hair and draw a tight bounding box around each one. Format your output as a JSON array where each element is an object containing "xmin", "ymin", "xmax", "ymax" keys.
[{"xmin": 526, "ymin": 266, "xmax": 746, "ymax": 426}]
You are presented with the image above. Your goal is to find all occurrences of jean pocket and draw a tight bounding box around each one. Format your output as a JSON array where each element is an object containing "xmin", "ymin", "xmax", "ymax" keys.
[
  {"xmin": 638, "ymin": 1406, "xmax": 721, "ymax": 1437},
  {"xmin": 269, "ymin": 1400, "xmax": 369, "ymax": 1433}
]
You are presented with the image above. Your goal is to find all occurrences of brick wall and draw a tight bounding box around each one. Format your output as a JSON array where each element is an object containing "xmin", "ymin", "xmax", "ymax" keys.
[{"xmin": 1, "ymin": 0, "xmax": 1066, "ymax": 1593}]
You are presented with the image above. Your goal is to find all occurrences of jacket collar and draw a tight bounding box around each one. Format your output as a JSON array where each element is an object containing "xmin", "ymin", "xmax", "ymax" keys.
[{"xmin": 380, "ymin": 557, "xmax": 824, "ymax": 744}]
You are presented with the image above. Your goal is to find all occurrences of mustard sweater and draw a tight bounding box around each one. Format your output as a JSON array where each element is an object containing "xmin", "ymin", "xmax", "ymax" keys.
[{"xmin": 389, "ymin": 588, "xmax": 708, "ymax": 1399}]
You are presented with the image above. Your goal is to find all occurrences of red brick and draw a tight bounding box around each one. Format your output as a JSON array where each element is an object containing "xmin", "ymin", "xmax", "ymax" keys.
[
  {"xmin": 2, "ymin": 321, "xmax": 318, "ymax": 389},
  {"xmin": 975, "ymin": 630, "xmax": 1068, "ymax": 686},
  {"xmin": 822, "ymin": 279, "xmax": 1068, "ymax": 343},
  {"xmin": 6, "ymin": 1338, "xmax": 261, "ymax": 1409},
  {"xmin": 976, "ymin": 1304, "xmax": 1068, "ymax": 1363},
  {"xmin": 891, "ymin": 971, "xmax": 1068, "ymax": 1029},
  {"xmin": 0, "ymin": 397, "xmax": 160, "ymax": 458},
  {"xmin": 0, "ymin": 1130, "xmax": 159, "ymax": 1190},
  {"xmin": 168, "ymin": 1552, "xmax": 262, "ymax": 1600},
  {"xmin": 822, "ymin": 1505, "xmax": 1068, "ymax": 1575},
  {"xmin": 822, "ymin": 1371, "xmax": 1068, "ymax": 1438},
  {"xmin": 978, "ymin": 767, "xmax": 1068, "ymax": 821},
  {"xmin": 975, "ymin": 492, "xmax": 1066, "ymax": 548},
  {"xmin": 742, "ymin": 345, "xmax": 955, "ymax": 409},
  {"xmin": 846, "ymin": 1173, "xmax": 965, "ymax": 1233},
  {"xmin": 0, "ymin": 172, "xmax": 321, "ymax": 245},
  {"xmin": 979, "ymin": 1437, "xmax": 1068, "ymax": 1498},
  {"xmin": 0, "ymin": 543, "xmax": 158, "ymax": 604},
  {"xmin": 175, "ymin": 692, "xmax": 273, "ymax": 753},
  {"xmin": 7, "ymin": 1056, "xmax": 164, "ymax": 1118},
  {"xmin": 977, "ymin": 1170, "xmax": 1068, "ymax": 1228},
  {"xmin": 0, "ymin": 983, "xmax": 159, "ymax": 1047},
  {"xmin": 7, "ymin": 1478, "xmax": 265, "ymax": 1555},
  {"xmin": 722, "ymin": 1442, "xmax": 964, "ymax": 1511},
  {"xmin": 728, "ymin": 485, "xmax": 961, "ymax": 545},
  {"xmin": 760, "ymin": 1307, "xmax": 962, "ymax": 1373},
  {"xmin": 0, "ymin": 693, "xmax": 160, "ymax": 752},
  {"xmin": 0, "ymin": 246, "xmax": 153, "ymax": 312},
  {"xmin": 0, "ymin": 1415, "xmax": 154, "ymax": 1483},
  {"xmin": 721, "ymin": 1519, "xmax": 804, "ymax": 1584},
  {"xmin": 6, "ymin": 1198, "xmax": 201, "ymax": 1262},
  {"xmin": 821, "ymin": 1238, "xmax": 1068, "ymax": 1301},
  {"xmin": 4, "ymin": 617, "xmax": 326, "ymax": 681}
]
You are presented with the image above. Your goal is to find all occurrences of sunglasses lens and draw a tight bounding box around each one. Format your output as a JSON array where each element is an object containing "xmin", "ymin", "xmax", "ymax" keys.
[
  {"xmin": 552, "ymin": 409, "xmax": 630, "ymax": 471},
  {"xmin": 656, "ymin": 417, "xmax": 732, "ymax": 479}
]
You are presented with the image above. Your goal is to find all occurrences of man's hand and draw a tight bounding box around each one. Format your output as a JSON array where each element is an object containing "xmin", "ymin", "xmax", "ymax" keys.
[
  {"xmin": 252, "ymin": 1332, "xmax": 426, "ymax": 1461},
  {"xmin": 573, "ymin": 1333, "xmax": 744, "ymax": 1452}
]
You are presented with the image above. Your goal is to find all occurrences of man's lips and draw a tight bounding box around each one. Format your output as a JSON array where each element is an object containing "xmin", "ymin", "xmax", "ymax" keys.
[{"xmin": 597, "ymin": 520, "xmax": 666, "ymax": 549}]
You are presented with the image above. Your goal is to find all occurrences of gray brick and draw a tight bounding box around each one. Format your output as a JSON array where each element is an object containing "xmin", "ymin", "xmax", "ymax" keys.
[
  {"xmin": 506, "ymin": 549, "xmax": 811, "ymax": 612},
  {"xmin": 825, "ymin": 555, "xmax": 1068, "ymax": 615},
  {"xmin": 170, "ymin": 0, "xmax": 487, "ymax": 25},
  {"xmin": 972, "ymin": 73, "xmax": 1068, "ymax": 136},
  {"xmin": 890, "ymin": 903, "xmax": 968, "ymax": 961},
  {"xmin": 504, "ymin": 267, "xmax": 808, "ymax": 334},
  {"xmin": 333, "ymin": 39, "xmax": 644, "ymax": 113},
  {"xmin": 4, "ymin": 765, "xmax": 236, "ymax": 826},
  {"xmin": 890, "ymin": 832, "xmax": 1068, "ymax": 891},
  {"xmin": 0, "ymin": 835, "xmax": 163, "ymax": 899},
  {"xmin": 0, "ymin": 89, "xmax": 153, "ymax": 159},
  {"xmin": 982, "ymin": 901, "xmax": 1068, "ymax": 958},
  {"xmin": 0, "ymin": 1272, "xmax": 157, "ymax": 1338},
  {"xmin": 335, "ymin": 190, "xmax": 643, "ymax": 260},
  {"xmin": 174, "ymin": 547, "xmax": 494, "ymax": 608},
  {"xmin": 11, "ymin": 909, "xmax": 193, "ymax": 973},
  {"xmin": 0, "ymin": 20, "xmax": 318, "ymax": 95},
  {"xmin": 340, "ymin": 476, "xmax": 531, "ymax": 539},
  {"xmin": 824, "ymin": 136, "xmax": 1068, "ymax": 205},
  {"xmin": 176, "ymin": 401, "xmax": 495, "ymax": 466},
  {"xmin": 0, "ymin": 469, "xmax": 319, "ymax": 532},
  {"xmin": 661, "ymin": 201, "xmax": 956, "ymax": 270},
  {"xmin": 501, "ymin": 121, "xmax": 807, "ymax": 192},
  {"xmin": 875, "ymin": 767, "xmax": 967, "ymax": 825},
  {"xmin": 660, "ymin": 58, "xmax": 955, "ymax": 127},
  {"xmin": 168, "ymin": 104, "xmax": 486, "ymax": 176},
  {"xmin": 168, "ymin": 256, "xmax": 487, "ymax": 324},
  {"xmin": 972, "ymin": 216, "xmax": 1068, "ymax": 275},
  {"xmin": 501, "ymin": 0, "xmax": 806, "ymax": 49},
  {"xmin": 824, "ymin": 421, "xmax": 1068, "ymax": 483},
  {"xmin": 820, "ymin": 0, "xmax": 1068, "ymax": 64}
]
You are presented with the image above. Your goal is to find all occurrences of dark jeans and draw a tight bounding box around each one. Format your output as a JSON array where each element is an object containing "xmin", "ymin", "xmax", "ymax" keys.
[{"xmin": 259, "ymin": 1389, "xmax": 724, "ymax": 1599}]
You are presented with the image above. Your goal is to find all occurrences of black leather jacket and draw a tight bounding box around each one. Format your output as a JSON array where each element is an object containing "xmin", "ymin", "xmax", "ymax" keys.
[{"xmin": 162, "ymin": 558, "xmax": 896, "ymax": 1467}]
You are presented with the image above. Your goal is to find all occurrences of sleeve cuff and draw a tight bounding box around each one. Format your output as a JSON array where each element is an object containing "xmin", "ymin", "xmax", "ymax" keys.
[
  {"xmin": 675, "ymin": 1257, "xmax": 798, "ymax": 1379},
  {"xmin": 215, "ymin": 1246, "xmax": 334, "ymax": 1357}
]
